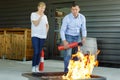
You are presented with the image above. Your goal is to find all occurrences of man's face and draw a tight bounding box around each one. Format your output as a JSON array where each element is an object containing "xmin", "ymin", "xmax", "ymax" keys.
[{"xmin": 71, "ymin": 6, "xmax": 80, "ymax": 17}]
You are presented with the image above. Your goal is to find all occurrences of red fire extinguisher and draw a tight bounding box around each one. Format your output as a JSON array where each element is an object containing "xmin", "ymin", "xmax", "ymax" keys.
[{"xmin": 58, "ymin": 42, "xmax": 82, "ymax": 51}]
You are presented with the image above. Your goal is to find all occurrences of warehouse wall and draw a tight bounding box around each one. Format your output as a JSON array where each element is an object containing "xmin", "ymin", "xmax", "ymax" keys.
[
  {"xmin": 0, "ymin": 0, "xmax": 41, "ymax": 28},
  {"xmin": 0, "ymin": 0, "xmax": 75, "ymax": 28},
  {"xmin": 77, "ymin": 0, "xmax": 120, "ymax": 64},
  {"xmin": 0, "ymin": 0, "xmax": 120, "ymax": 64}
]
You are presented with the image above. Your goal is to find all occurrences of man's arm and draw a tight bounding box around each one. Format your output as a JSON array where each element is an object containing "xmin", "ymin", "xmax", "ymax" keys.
[
  {"xmin": 60, "ymin": 17, "xmax": 69, "ymax": 49},
  {"xmin": 60, "ymin": 18, "xmax": 67, "ymax": 41},
  {"xmin": 81, "ymin": 15, "xmax": 87, "ymax": 44}
]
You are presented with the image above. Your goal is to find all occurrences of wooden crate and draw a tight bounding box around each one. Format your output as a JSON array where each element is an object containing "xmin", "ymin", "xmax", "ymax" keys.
[
  {"xmin": 0, "ymin": 28, "xmax": 33, "ymax": 61},
  {"xmin": 0, "ymin": 30, "xmax": 5, "ymax": 58},
  {"xmin": 25, "ymin": 30, "xmax": 33, "ymax": 60},
  {"xmin": 5, "ymin": 34, "xmax": 13, "ymax": 59}
]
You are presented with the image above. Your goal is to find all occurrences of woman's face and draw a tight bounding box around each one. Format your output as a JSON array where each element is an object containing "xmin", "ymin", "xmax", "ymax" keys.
[{"xmin": 38, "ymin": 6, "xmax": 46, "ymax": 13}]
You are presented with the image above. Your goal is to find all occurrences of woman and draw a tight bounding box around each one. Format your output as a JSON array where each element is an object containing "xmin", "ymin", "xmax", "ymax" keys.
[{"xmin": 30, "ymin": 2, "xmax": 49, "ymax": 72}]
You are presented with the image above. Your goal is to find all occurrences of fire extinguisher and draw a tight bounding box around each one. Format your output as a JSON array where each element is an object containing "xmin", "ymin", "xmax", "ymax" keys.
[{"xmin": 58, "ymin": 42, "xmax": 82, "ymax": 51}]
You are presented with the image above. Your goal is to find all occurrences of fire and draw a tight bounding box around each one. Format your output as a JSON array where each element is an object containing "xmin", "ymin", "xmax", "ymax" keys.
[{"xmin": 62, "ymin": 46, "xmax": 100, "ymax": 80}]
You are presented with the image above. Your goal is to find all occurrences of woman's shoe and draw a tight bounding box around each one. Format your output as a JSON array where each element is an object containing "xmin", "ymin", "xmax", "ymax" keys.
[
  {"xmin": 32, "ymin": 66, "xmax": 36, "ymax": 72},
  {"xmin": 36, "ymin": 66, "xmax": 40, "ymax": 72}
]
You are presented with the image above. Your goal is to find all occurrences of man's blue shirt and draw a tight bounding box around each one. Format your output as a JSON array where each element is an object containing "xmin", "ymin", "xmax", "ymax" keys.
[{"xmin": 60, "ymin": 13, "xmax": 87, "ymax": 41}]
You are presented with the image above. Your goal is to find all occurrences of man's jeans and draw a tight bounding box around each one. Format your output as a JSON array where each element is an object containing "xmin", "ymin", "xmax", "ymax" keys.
[
  {"xmin": 64, "ymin": 34, "xmax": 80, "ymax": 72},
  {"xmin": 32, "ymin": 37, "xmax": 45, "ymax": 66}
]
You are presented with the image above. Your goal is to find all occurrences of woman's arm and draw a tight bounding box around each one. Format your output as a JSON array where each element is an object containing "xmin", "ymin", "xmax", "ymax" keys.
[
  {"xmin": 32, "ymin": 15, "xmax": 43, "ymax": 26},
  {"xmin": 46, "ymin": 24, "xmax": 49, "ymax": 34}
]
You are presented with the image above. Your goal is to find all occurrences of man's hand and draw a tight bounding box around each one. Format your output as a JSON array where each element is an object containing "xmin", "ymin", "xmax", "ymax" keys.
[
  {"xmin": 82, "ymin": 37, "xmax": 86, "ymax": 44},
  {"xmin": 63, "ymin": 40, "xmax": 69, "ymax": 49}
]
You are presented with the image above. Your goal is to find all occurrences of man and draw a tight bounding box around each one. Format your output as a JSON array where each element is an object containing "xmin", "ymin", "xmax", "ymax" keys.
[{"xmin": 60, "ymin": 4, "xmax": 87, "ymax": 72}]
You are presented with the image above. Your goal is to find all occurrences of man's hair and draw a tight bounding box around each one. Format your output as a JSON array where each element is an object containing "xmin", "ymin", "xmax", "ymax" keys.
[{"xmin": 72, "ymin": 3, "xmax": 79, "ymax": 7}]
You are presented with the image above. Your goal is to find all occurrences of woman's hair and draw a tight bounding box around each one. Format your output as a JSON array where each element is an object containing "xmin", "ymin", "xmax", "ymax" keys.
[{"xmin": 38, "ymin": 2, "xmax": 46, "ymax": 7}]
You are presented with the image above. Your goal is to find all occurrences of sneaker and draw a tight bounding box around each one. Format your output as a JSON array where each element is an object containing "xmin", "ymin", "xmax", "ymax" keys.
[
  {"xmin": 32, "ymin": 66, "xmax": 36, "ymax": 72},
  {"xmin": 36, "ymin": 66, "xmax": 40, "ymax": 72}
]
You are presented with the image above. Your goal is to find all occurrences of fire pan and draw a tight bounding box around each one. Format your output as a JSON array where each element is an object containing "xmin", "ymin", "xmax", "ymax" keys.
[{"xmin": 22, "ymin": 72, "xmax": 106, "ymax": 80}]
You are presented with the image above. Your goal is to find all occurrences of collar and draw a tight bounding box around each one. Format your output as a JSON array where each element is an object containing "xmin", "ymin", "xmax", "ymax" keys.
[{"xmin": 70, "ymin": 13, "xmax": 80, "ymax": 19}]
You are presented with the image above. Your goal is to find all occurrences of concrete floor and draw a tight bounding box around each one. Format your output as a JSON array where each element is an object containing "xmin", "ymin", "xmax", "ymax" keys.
[{"xmin": 0, "ymin": 59, "xmax": 120, "ymax": 80}]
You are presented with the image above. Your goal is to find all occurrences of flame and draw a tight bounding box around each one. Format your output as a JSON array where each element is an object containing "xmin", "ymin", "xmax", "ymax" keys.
[{"xmin": 62, "ymin": 46, "xmax": 100, "ymax": 80}]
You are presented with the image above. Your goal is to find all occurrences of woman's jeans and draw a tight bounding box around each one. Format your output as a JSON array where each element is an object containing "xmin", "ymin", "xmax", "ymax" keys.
[
  {"xmin": 32, "ymin": 37, "xmax": 45, "ymax": 67},
  {"xmin": 64, "ymin": 34, "xmax": 80, "ymax": 72}
]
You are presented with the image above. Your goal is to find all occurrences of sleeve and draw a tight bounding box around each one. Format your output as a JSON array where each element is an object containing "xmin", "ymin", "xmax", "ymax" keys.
[
  {"xmin": 30, "ymin": 13, "xmax": 38, "ymax": 21},
  {"xmin": 81, "ymin": 15, "xmax": 87, "ymax": 37},
  {"xmin": 60, "ymin": 16, "xmax": 68, "ymax": 41}
]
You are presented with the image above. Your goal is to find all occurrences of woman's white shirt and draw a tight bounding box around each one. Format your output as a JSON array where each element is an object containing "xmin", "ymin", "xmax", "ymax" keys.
[{"xmin": 31, "ymin": 12, "xmax": 48, "ymax": 39}]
